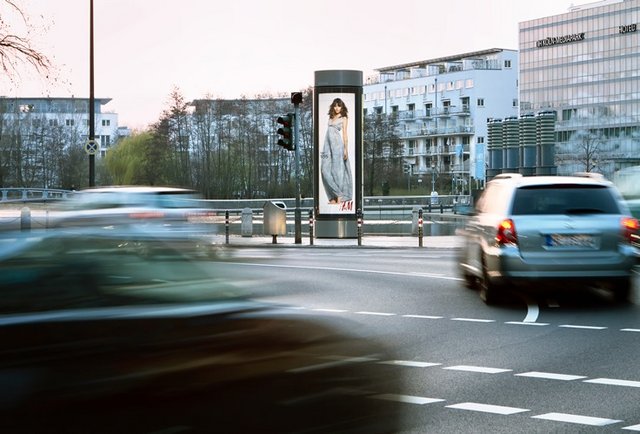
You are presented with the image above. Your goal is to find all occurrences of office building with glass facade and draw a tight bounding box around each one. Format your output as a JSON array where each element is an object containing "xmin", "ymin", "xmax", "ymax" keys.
[{"xmin": 519, "ymin": 0, "xmax": 640, "ymax": 179}]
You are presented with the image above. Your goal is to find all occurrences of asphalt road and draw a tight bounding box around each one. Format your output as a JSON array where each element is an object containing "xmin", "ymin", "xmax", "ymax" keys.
[{"xmin": 207, "ymin": 246, "xmax": 640, "ymax": 433}]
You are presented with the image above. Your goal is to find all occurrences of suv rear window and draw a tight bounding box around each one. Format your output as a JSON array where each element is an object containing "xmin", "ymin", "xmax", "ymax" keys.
[{"xmin": 511, "ymin": 184, "xmax": 620, "ymax": 215}]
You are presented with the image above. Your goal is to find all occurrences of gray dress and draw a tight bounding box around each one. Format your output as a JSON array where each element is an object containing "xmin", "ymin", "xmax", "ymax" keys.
[{"xmin": 321, "ymin": 117, "xmax": 353, "ymax": 202}]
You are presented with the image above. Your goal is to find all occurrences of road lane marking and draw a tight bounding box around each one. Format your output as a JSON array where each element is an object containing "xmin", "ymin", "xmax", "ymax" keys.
[
  {"xmin": 559, "ymin": 324, "xmax": 607, "ymax": 330},
  {"xmin": 623, "ymin": 424, "xmax": 640, "ymax": 431},
  {"xmin": 451, "ymin": 318, "xmax": 495, "ymax": 323},
  {"xmin": 584, "ymin": 378, "xmax": 640, "ymax": 388},
  {"xmin": 531, "ymin": 413, "xmax": 621, "ymax": 426},
  {"xmin": 505, "ymin": 321, "xmax": 550, "ymax": 326},
  {"xmin": 372, "ymin": 394, "xmax": 445, "ymax": 405},
  {"xmin": 446, "ymin": 402, "xmax": 529, "ymax": 415},
  {"xmin": 355, "ymin": 311, "xmax": 396, "ymax": 316},
  {"xmin": 443, "ymin": 365, "xmax": 512, "ymax": 374},
  {"xmin": 621, "ymin": 328, "xmax": 640, "ymax": 333},
  {"xmin": 402, "ymin": 314, "xmax": 444, "ymax": 319},
  {"xmin": 312, "ymin": 308, "xmax": 348, "ymax": 313},
  {"xmin": 379, "ymin": 360, "xmax": 442, "ymax": 368},
  {"xmin": 516, "ymin": 372, "xmax": 587, "ymax": 381},
  {"xmin": 221, "ymin": 261, "xmax": 462, "ymax": 281}
]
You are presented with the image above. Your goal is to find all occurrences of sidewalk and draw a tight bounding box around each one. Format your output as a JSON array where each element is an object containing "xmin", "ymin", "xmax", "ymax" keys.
[{"xmin": 211, "ymin": 234, "xmax": 462, "ymax": 249}]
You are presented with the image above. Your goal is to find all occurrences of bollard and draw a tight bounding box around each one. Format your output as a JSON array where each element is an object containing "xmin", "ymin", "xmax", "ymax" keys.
[
  {"xmin": 428, "ymin": 203, "xmax": 432, "ymax": 213},
  {"xmin": 225, "ymin": 210, "xmax": 230, "ymax": 244},
  {"xmin": 440, "ymin": 203, "xmax": 444, "ymax": 214},
  {"xmin": 308, "ymin": 209, "xmax": 314, "ymax": 245},
  {"xmin": 21, "ymin": 207, "xmax": 31, "ymax": 232},
  {"xmin": 272, "ymin": 234, "xmax": 278, "ymax": 244},
  {"xmin": 357, "ymin": 208, "xmax": 363, "ymax": 246},
  {"xmin": 418, "ymin": 208, "xmax": 423, "ymax": 247}
]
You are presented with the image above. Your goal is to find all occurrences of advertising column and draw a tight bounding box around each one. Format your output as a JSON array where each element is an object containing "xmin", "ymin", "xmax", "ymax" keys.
[{"xmin": 314, "ymin": 70, "xmax": 362, "ymax": 238}]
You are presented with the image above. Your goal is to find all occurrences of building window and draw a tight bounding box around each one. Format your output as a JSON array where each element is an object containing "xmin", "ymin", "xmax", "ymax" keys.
[
  {"xmin": 477, "ymin": 98, "xmax": 485, "ymax": 107},
  {"xmin": 407, "ymin": 103, "xmax": 415, "ymax": 112},
  {"xmin": 102, "ymin": 119, "xmax": 111, "ymax": 126},
  {"xmin": 49, "ymin": 119, "xmax": 58, "ymax": 127},
  {"xmin": 465, "ymin": 79, "xmax": 474, "ymax": 88},
  {"xmin": 100, "ymin": 135, "xmax": 110, "ymax": 148},
  {"xmin": 477, "ymin": 137, "xmax": 485, "ymax": 144},
  {"xmin": 65, "ymin": 119, "xmax": 75, "ymax": 126},
  {"xmin": 504, "ymin": 60, "xmax": 512, "ymax": 68},
  {"xmin": 513, "ymin": 99, "xmax": 518, "ymax": 107}
]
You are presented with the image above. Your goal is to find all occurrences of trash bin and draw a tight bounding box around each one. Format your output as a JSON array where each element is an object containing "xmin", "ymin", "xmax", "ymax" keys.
[
  {"xmin": 263, "ymin": 201, "xmax": 287, "ymax": 236},
  {"xmin": 241, "ymin": 208, "xmax": 253, "ymax": 237}
]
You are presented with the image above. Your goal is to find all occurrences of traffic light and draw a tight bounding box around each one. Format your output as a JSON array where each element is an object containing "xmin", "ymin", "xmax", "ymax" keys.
[{"xmin": 276, "ymin": 113, "xmax": 295, "ymax": 151}]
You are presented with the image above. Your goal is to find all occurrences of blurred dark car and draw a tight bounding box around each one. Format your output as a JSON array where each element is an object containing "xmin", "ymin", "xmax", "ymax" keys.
[
  {"xmin": 48, "ymin": 186, "xmax": 216, "ymax": 232},
  {"xmin": 0, "ymin": 227, "xmax": 403, "ymax": 433},
  {"xmin": 458, "ymin": 173, "xmax": 639, "ymax": 304}
]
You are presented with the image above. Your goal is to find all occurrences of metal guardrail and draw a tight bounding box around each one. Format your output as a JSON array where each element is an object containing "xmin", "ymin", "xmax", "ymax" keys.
[{"xmin": 0, "ymin": 188, "xmax": 73, "ymax": 203}]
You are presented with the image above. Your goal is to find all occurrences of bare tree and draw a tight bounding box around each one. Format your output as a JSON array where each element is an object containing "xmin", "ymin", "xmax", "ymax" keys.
[
  {"xmin": 0, "ymin": 0, "xmax": 51, "ymax": 79},
  {"xmin": 574, "ymin": 129, "xmax": 603, "ymax": 173}
]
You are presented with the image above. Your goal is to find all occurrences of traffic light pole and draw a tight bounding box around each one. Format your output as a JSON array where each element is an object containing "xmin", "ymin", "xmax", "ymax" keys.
[{"xmin": 293, "ymin": 98, "xmax": 302, "ymax": 244}]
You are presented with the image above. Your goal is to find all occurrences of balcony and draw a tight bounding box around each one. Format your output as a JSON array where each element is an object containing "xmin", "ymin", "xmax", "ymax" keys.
[{"xmin": 401, "ymin": 126, "xmax": 475, "ymax": 138}]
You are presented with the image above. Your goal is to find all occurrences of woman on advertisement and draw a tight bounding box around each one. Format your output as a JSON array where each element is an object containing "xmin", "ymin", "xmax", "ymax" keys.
[{"xmin": 321, "ymin": 98, "xmax": 353, "ymax": 206}]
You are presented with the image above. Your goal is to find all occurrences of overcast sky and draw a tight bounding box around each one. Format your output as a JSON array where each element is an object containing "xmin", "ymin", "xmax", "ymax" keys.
[{"xmin": 1, "ymin": 0, "xmax": 582, "ymax": 130}]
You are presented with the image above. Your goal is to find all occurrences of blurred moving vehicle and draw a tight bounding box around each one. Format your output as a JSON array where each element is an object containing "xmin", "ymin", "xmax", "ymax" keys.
[
  {"xmin": 48, "ymin": 186, "xmax": 215, "ymax": 231},
  {"xmin": 0, "ymin": 227, "xmax": 404, "ymax": 433},
  {"xmin": 458, "ymin": 173, "xmax": 639, "ymax": 304},
  {"xmin": 613, "ymin": 165, "xmax": 640, "ymax": 222}
]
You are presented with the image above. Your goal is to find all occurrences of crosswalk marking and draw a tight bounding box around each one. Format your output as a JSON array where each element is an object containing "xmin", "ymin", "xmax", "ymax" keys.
[
  {"xmin": 531, "ymin": 412, "xmax": 621, "ymax": 426},
  {"xmin": 516, "ymin": 371, "xmax": 587, "ymax": 381},
  {"xmin": 584, "ymin": 378, "xmax": 640, "ymax": 388},
  {"xmin": 444, "ymin": 365, "xmax": 512, "ymax": 374},
  {"xmin": 372, "ymin": 394, "xmax": 445, "ymax": 405},
  {"xmin": 446, "ymin": 402, "xmax": 529, "ymax": 415},
  {"xmin": 379, "ymin": 360, "xmax": 441, "ymax": 368}
]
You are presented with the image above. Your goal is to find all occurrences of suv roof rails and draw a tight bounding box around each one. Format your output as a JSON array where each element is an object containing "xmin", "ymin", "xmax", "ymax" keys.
[
  {"xmin": 572, "ymin": 172, "xmax": 605, "ymax": 180},
  {"xmin": 492, "ymin": 173, "xmax": 523, "ymax": 180}
]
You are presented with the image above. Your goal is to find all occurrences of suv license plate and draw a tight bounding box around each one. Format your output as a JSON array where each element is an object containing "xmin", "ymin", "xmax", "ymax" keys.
[{"xmin": 547, "ymin": 234, "xmax": 595, "ymax": 248}]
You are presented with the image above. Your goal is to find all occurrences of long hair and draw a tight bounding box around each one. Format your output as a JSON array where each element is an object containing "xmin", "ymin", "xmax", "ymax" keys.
[{"xmin": 328, "ymin": 98, "xmax": 348, "ymax": 119}]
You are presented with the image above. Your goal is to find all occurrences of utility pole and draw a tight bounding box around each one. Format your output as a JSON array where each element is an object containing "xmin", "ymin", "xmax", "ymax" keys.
[{"xmin": 89, "ymin": 0, "xmax": 95, "ymax": 186}]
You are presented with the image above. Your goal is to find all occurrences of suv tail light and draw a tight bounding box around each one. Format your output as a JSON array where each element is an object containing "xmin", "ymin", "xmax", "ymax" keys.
[
  {"xmin": 496, "ymin": 219, "xmax": 518, "ymax": 246},
  {"xmin": 621, "ymin": 217, "xmax": 640, "ymax": 245}
]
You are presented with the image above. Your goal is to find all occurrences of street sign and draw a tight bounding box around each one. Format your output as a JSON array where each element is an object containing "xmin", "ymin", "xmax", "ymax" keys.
[{"xmin": 85, "ymin": 139, "xmax": 98, "ymax": 155}]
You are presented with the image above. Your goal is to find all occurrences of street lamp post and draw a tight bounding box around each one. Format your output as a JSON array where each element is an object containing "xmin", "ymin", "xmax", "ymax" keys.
[
  {"xmin": 89, "ymin": 0, "xmax": 95, "ymax": 187},
  {"xmin": 431, "ymin": 162, "xmax": 437, "ymax": 193}
]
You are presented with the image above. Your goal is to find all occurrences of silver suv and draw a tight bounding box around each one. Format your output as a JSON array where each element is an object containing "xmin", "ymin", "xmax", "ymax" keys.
[{"xmin": 458, "ymin": 173, "xmax": 639, "ymax": 304}]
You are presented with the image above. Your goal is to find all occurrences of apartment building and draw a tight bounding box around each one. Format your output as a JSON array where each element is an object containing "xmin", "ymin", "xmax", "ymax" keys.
[
  {"xmin": 363, "ymin": 48, "xmax": 519, "ymax": 193},
  {"xmin": 0, "ymin": 96, "xmax": 123, "ymax": 157}
]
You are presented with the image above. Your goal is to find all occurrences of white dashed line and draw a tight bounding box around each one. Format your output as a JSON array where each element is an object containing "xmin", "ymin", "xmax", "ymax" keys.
[
  {"xmin": 402, "ymin": 314, "xmax": 444, "ymax": 319},
  {"xmin": 559, "ymin": 324, "xmax": 607, "ymax": 330},
  {"xmin": 379, "ymin": 360, "xmax": 442, "ymax": 368},
  {"xmin": 354, "ymin": 311, "xmax": 396, "ymax": 316},
  {"xmin": 583, "ymin": 378, "xmax": 640, "ymax": 388},
  {"xmin": 372, "ymin": 394, "xmax": 445, "ymax": 405},
  {"xmin": 451, "ymin": 318, "xmax": 496, "ymax": 323},
  {"xmin": 447, "ymin": 402, "xmax": 529, "ymax": 415},
  {"xmin": 621, "ymin": 328, "xmax": 640, "ymax": 333},
  {"xmin": 444, "ymin": 365, "xmax": 512, "ymax": 374},
  {"xmin": 515, "ymin": 371, "xmax": 587, "ymax": 381},
  {"xmin": 505, "ymin": 321, "xmax": 550, "ymax": 326},
  {"xmin": 312, "ymin": 308, "xmax": 348, "ymax": 313},
  {"xmin": 622, "ymin": 424, "xmax": 640, "ymax": 431},
  {"xmin": 531, "ymin": 412, "xmax": 621, "ymax": 426}
]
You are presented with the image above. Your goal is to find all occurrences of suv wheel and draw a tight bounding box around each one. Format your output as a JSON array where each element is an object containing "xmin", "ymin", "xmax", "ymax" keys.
[
  {"xmin": 612, "ymin": 277, "xmax": 632, "ymax": 303},
  {"xmin": 479, "ymin": 257, "xmax": 501, "ymax": 304}
]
